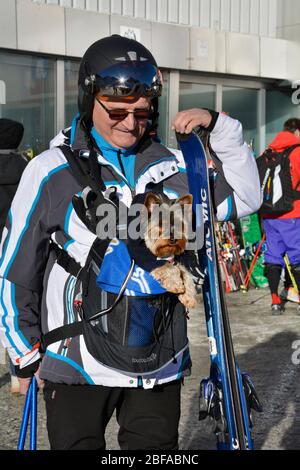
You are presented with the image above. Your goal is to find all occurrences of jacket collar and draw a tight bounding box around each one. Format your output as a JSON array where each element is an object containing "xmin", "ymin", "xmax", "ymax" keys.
[{"xmin": 70, "ymin": 116, "xmax": 179, "ymax": 185}]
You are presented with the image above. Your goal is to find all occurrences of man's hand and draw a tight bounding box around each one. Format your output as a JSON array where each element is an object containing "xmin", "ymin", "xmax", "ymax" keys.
[
  {"xmin": 15, "ymin": 360, "xmax": 44, "ymax": 396},
  {"xmin": 171, "ymin": 109, "xmax": 212, "ymax": 134},
  {"xmin": 178, "ymin": 252, "xmax": 205, "ymax": 291},
  {"xmin": 18, "ymin": 364, "xmax": 44, "ymax": 395}
]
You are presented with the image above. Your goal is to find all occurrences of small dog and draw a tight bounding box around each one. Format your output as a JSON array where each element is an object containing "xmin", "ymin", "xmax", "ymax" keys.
[{"xmin": 143, "ymin": 192, "xmax": 197, "ymax": 309}]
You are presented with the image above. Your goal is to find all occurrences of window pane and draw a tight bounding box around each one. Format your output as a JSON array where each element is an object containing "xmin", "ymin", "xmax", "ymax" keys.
[
  {"xmin": 222, "ymin": 87, "xmax": 258, "ymax": 153},
  {"xmin": 266, "ymin": 89, "xmax": 300, "ymax": 146},
  {"xmin": 179, "ymin": 82, "xmax": 216, "ymax": 111},
  {"xmin": 65, "ymin": 60, "xmax": 80, "ymax": 127},
  {"xmin": 0, "ymin": 52, "xmax": 55, "ymax": 155},
  {"xmin": 157, "ymin": 73, "xmax": 169, "ymax": 145}
]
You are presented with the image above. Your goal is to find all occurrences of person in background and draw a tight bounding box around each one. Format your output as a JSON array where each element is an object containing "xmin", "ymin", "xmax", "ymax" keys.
[
  {"xmin": 262, "ymin": 118, "xmax": 300, "ymax": 315},
  {"xmin": 0, "ymin": 118, "xmax": 28, "ymax": 393}
]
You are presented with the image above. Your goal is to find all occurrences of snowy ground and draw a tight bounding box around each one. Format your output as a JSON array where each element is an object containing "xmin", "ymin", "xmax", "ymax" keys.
[{"xmin": 0, "ymin": 287, "xmax": 299, "ymax": 450}]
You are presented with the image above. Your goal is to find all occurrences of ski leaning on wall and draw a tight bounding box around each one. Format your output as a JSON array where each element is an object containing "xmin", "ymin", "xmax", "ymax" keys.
[{"xmin": 177, "ymin": 130, "xmax": 262, "ymax": 451}]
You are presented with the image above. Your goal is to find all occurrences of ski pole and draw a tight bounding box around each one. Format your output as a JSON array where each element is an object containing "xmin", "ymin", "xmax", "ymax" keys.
[
  {"xmin": 30, "ymin": 376, "xmax": 37, "ymax": 450},
  {"xmin": 284, "ymin": 254, "xmax": 299, "ymax": 294},
  {"xmin": 242, "ymin": 234, "xmax": 266, "ymax": 291},
  {"xmin": 17, "ymin": 379, "xmax": 33, "ymax": 450},
  {"xmin": 227, "ymin": 222, "xmax": 246, "ymax": 286},
  {"xmin": 17, "ymin": 377, "xmax": 37, "ymax": 450}
]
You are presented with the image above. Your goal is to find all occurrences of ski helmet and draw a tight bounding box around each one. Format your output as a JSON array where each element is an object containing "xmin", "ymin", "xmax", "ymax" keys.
[{"xmin": 78, "ymin": 35, "xmax": 162, "ymax": 126}]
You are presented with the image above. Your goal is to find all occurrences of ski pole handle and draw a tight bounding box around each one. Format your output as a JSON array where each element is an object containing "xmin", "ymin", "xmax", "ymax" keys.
[{"xmin": 17, "ymin": 379, "xmax": 33, "ymax": 450}]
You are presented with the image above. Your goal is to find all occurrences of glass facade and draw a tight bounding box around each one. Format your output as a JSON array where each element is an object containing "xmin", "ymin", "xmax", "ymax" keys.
[
  {"xmin": 266, "ymin": 88, "xmax": 300, "ymax": 147},
  {"xmin": 65, "ymin": 60, "xmax": 80, "ymax": 128},
  {"xmin": 222, "ymin": 86, "xmax": 259, "ymax": 154},
  {"xmin": 0, "ymin": 51, "xmax": 55, "ymax": 156},
  {"xmin": 157, "ymin": 73, "xmax": 169, "ymax": 145},
  {"xmin": 179, "ymin": 82, "xmax": 216, "ymax": 112},
  {"xmin": 1, "ymin": 49, "xmax": 298, "ymax": 160}
]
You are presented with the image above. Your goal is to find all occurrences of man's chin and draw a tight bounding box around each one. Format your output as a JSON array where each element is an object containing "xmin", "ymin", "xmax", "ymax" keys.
[{"xmin": 112, "ymin": 132, "xmax": 139, "ymax": 149}]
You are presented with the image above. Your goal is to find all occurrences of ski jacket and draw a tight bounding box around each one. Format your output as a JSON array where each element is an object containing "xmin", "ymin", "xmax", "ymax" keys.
[
  {"xmin": 263, "ymin": 131, "xmax": 300, "ymax": 220},
  {"xmin": 0, "ymin": 112, "xmax": 261, "ymax": 388}
]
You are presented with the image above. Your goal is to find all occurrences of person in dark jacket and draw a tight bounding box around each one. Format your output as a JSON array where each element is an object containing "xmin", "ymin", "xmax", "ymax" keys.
[
  {"xmin": 0, "ymin": 118, "xmax": 28, "ymax": 393},
  {"xmin": 0, "ymin": 118, "xmax": 28, "ymax": 237}
]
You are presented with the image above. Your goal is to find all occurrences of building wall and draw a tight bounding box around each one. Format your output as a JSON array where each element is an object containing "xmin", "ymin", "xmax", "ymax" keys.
[
  {"xmin": 31, "ymin": 0, "xmax": 278, "ymax": 38},
  {"xmin": 1, "ymin": 0, "xmax": 299, "ymax": 80},
  {"xmin": 276, "ymin": 0, "xmax": 300, "ymax": 82},
  {"xmin": 277, "ymin": 0, "xmax": 300, "ymax": 41}
]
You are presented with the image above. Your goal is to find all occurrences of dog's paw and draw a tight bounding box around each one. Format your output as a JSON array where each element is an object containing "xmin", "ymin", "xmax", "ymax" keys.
[{"xmin": 151, "ymin": 265, "xmax": 185, "ymax": 294}]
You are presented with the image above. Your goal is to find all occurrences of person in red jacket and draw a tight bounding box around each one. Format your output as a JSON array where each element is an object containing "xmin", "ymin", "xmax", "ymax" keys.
[{"xmin": 262, "ymin": 118, "xmax": 300, "ymax": 315}]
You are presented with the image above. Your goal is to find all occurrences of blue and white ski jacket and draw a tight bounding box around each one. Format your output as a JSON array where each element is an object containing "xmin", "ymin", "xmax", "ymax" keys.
[{"xmin": 0, "ymin": 113, "xmax": 261, "ymax": 388}]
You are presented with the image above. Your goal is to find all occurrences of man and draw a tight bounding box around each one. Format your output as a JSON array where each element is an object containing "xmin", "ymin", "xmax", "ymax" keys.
[
  {"xmin": 262, "ymin": 118, "xmax": 300, "ymax": 315},
  {"xmin": 0, "ymin": 35, "xmax": 260, "ymax": 450},
  {"xmin": 0, "ymin": 118, "xmax": 28, "ymax": 394}
]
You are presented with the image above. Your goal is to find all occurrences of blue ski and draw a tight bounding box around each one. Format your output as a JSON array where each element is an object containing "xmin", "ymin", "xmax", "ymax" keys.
[{"xmin": 177, "ymin": 130, "xmax": 262, "ymax": 451}]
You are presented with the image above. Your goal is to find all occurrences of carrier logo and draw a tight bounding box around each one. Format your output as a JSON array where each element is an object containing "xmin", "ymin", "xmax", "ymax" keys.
[{"xmin": 132, "ymin": 353, "xmax": 157, "ymax": 364}]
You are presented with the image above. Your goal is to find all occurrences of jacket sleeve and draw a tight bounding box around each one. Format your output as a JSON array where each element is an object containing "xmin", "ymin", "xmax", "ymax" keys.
[
  {"xmin": 0, "ymin": 157, "xmax": 51, "ymax": 368},
  {"xmin": 209, "ymin": 113, "xmax": 262, "ymax": 220}
]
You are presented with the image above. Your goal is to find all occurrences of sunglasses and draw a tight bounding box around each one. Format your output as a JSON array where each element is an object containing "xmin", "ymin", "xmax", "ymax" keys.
[{"xmin": 96, "ymin": 98, "xmax": 153, "ymax": 121}]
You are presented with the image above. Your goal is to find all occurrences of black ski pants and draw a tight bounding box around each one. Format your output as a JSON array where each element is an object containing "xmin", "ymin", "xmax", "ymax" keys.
[{"xmin": 43, "ymin": 379, "xmax": 181, "ymax": 450}]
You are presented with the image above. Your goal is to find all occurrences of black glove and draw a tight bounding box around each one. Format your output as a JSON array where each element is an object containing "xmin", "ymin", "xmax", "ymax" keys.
[
  {"xmin": 178, "ymin": 252, "xmax": 205, "ymax": 289},
  {"xmin": 15, "ymin": 360, "xmax": 41, "ymax": 379}
]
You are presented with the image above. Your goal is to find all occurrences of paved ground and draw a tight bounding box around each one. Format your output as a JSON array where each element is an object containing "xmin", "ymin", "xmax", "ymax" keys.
[{"xmin": 0, "ymin": 286, "xmax": 300, "ymax": 451}]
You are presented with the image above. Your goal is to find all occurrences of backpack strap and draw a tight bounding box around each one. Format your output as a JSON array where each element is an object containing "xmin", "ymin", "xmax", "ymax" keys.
[
  {"xmin": 50, "ymin": 242, "xmax": 83, "ymax": 278},
  {"xmin": 41, "ymin": 322, "xmax": 85, "ymax": 350},
  {"xmin": 59, "ymin": 144, "xmax": 106, "ymax": 195},
  {"xmin": 282, "ymin": 144, "xmax": 300, "ymax": 159},
  {"xmin": 284, "ymin": 145, "xmax": 300, "ymax": 200}
]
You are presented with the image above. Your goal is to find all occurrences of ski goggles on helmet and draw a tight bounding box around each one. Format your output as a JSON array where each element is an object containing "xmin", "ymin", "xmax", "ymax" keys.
[{"xmin": 92, "ymin": 62, "xmax": 162, "ymax": 98}]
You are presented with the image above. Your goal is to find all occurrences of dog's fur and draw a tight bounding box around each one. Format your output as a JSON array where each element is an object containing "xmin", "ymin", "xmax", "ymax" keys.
[{"xmin": 143, "ymin": 192, "xmax": 197, "ymax": 309}]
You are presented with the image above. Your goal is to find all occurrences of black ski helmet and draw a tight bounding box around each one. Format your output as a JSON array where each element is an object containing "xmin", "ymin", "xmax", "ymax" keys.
[{"xmin": 78, "ymin": 35, "xmax": 162, "ymax": 127}]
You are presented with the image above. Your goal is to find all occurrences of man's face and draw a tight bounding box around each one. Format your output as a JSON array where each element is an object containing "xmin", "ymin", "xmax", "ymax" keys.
[{"xmin": 92, "ymin": 96, "xmax": 152, "ymax": 149}]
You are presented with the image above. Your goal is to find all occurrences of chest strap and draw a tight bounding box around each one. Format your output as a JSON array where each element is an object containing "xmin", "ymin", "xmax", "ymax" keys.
[{"xmin": 50, "ymin": 242, "xmax": 83, "ymax": 279}]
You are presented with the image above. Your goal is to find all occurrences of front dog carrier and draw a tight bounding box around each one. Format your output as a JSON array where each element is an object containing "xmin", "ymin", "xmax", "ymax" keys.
[{"xmin": 42, "ymin": 144, "xmax": 190, "ymax": 376}]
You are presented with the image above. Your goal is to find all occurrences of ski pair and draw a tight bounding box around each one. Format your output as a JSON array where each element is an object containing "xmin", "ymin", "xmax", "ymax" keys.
[
  {"xmin": 17, "ymin": 377, "xmax": 38, "ymax": 450},
  {"xmin": 177, "ymin": 131, "xmax": 262, "ymax": 450}
]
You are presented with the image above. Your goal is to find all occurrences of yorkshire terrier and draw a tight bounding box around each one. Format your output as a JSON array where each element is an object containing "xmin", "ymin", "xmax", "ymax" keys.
[{"xmin": 143, "ymin": 192, "xmax": 197, "ymax": 309}]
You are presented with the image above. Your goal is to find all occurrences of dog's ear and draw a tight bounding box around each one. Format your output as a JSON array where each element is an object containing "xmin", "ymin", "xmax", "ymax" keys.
[
  {"xmin": 176, "ymin": 194, "xmax": 193, "ymax": 206},
  {"xmin": 144, "ymin": 193, "xmax": 162, "ymax": 214}
]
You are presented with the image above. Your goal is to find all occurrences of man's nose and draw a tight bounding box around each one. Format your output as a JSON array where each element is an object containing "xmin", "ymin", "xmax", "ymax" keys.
[{"xmin": 123, "ymin": 112, "xmax": 137, "ymax": 130}]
